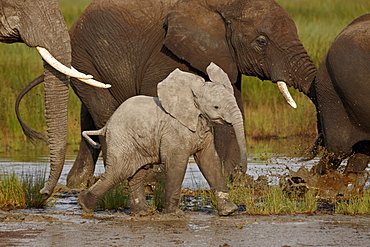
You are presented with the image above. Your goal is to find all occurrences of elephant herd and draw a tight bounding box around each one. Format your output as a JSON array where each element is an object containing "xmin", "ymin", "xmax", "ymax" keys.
[{"xmin": 1, "ymin": 0, "xmax": 369, "ymax": 216}]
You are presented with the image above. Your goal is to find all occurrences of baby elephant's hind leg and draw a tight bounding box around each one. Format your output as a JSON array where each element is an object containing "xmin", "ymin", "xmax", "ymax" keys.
[
  {"xmin": 79, "ymin": 172, "xmax": 118, "ymax": 215},
  {"xmin": 129, "ymin": 167, "xmax": 155, "ymax": 215}
]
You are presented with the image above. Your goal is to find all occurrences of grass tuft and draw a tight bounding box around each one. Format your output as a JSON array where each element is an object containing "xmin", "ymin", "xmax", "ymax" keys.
[
  {"xmin": 22, "ymin": 169, "xmax": 49, "ymax": 208},
  {"xmin": 96, "ymin": 182, "xmax": 130, "ymax": 210},
  {"xmin": 335, "ymin": 190, "xmax": 370, "ymax": 215},
  {"xmin": 0, "ymin": 169, "xmax": 51, "ymax": 210},
  {"xmin": 0, "ymin": 171, "xmax": 26, "ymax": 210}
]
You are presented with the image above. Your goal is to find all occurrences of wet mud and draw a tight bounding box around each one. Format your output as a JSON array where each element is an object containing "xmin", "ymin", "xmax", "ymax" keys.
[
  {"xmin": 281, "ymin": 166, "xmax": 369, "ymax": 199},
  {"xmin": 0, "ymin": 210, "xmax": 369, "ymax": 246}
]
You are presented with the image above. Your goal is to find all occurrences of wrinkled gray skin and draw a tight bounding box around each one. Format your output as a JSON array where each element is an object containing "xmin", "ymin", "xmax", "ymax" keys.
[
  {"xmin": 79, "ymin": 64, "xmax": 246, "ymax": 216},
  {"xmin": 308, "ymin": 14, "xmax": 370, "ymax": 174},
  {"xmin": 0, "ymin": 0, "xmax": 71, "ymax": 197},
  {"xmin": 66, "ymin": 0, "xmax": 316, "ymax": 189}
]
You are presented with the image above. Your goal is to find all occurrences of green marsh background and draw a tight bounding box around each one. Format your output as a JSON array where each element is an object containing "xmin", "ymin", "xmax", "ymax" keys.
[{"xmin": 0, "ymin": 0, "xmax": 369, "ymax": 153}]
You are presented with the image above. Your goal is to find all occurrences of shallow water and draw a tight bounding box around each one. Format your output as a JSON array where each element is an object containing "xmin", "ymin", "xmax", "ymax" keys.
[
  {"xmin": 0, "ymin": 149, "xmax": 319, "ymax": 189},
  {"xmin": 1, "ymin": 138, "xmax": 369, "ymax": 214}
]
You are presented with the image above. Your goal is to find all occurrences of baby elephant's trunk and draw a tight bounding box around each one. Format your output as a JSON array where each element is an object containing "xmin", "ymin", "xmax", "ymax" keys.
[
  {"xmin": 224, "ymin": 97, "xmax": 248, "ymax": 173},
  {"xmin": 82, "ymin": 126, "xmax": 106, "ymax": 149}
]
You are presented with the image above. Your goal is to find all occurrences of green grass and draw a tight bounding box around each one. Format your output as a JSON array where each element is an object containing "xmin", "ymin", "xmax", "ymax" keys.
[
  {"xmin": 22, "ymin": 169, "xmax": 49, "ymax": 208},
  {"xmin": 1, "ymin": 0, "xmax": 369, "ymax": 149},
  {"xmin": 0, "ymin": 169, "xmax": 50, "ymax": 210},
  {"xmin": 96, "ymin": 182, "xmax": 130, "ymax": 210},
  {"xmin": 335, "ymin": 190, "xmax": 370, "ymax": 215},
  {"xmin": 0, "ymin": 171, "xmax": 26, "ymax": 210}
]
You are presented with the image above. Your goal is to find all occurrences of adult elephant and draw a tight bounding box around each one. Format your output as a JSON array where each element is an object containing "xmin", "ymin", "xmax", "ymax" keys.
[
  {"xmin": 54, "ymin": 0, "xmax": 316, "ymax": 189},
  {"xmin": 308, "ymin": 14, "xmax": 370, "ymax": 174},
  {"xmin": 0, "ymin": 0, "xmax": 109, "ymax": 197}
]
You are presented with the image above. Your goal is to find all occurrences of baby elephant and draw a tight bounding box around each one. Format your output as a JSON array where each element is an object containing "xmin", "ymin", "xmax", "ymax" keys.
[{"xmin": 79, "ymin": 63, "xmax": 247, "ymax": 216}]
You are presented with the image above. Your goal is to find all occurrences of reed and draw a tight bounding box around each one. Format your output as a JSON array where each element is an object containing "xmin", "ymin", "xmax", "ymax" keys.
[
  {"xmin": 0, "ymin": 171, "xmax": 26, "ymax": 210},
  {"xmin": 22, "ymin": 169, "xmax": 49, "ymax": 208},
  {"xmin": 0, "ymin": 169, "xmax": 50, "ymax": 209}
]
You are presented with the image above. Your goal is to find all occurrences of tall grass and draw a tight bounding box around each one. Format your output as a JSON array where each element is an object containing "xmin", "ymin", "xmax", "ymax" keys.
[
  {"xmin": 0, "ymin": 171, "xmax": 26, "ymax": 210},
  {"xmin": 0, "ymin": 169, "xmax": 50, "ymax": 210},
  {"xmin": 0, "ymin": 0, "xmax": 369, "ymax": 149}
]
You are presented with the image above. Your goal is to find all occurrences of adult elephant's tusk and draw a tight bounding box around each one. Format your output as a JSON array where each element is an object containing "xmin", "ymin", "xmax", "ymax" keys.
[
  {"xmin": 36, "ymin": 47, "xmax": 111, "ymax": 88},
  {"xmin": 277, "ymin": 81, "xmax": 297, "ymax": 108},
  {"xmin": 77, "ymin": 78, "xmax": 112, "ymax": 89}
]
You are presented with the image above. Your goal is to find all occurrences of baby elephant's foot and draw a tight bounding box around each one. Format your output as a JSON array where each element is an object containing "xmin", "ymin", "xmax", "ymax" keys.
[
  {"xmin": 161, "ymin": 208, "xmax": 186, "ymax": 219},
  {"xmin": 130, "ymin": 203, "xmax": 157, "ymax": 216},
  {"xmin": 215, "ymin": 191, "xmax": 238, "ymax": 216},
  {"xmin": 79, "ymin": 191, "xmax": 95, "ymax": 216}
]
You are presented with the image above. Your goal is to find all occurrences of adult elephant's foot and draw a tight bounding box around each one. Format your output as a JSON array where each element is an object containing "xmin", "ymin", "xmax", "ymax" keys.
[
  {"xmin": 78, "ymin": 191, "xmax": 95, "ymax": 216},
  {"xmin": 215, "ymin": 191, "xmax": 238, "ymax": 216}
]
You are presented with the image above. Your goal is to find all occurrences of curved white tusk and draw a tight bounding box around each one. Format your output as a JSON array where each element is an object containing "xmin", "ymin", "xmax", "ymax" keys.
[
  {"xmin": 36, "ymin": 47, "xmax": 111, "ymax": 88},
  {"xmin": 78, "ymin": 78, "xmax": 111, "ymax": 88},
  {"xmin": 277, "ymin": 81, "xmax": 297, "ymax": 109},
  {"xmin": 36, "ymin": 47, "xmax": 92, "ymax": 79}
]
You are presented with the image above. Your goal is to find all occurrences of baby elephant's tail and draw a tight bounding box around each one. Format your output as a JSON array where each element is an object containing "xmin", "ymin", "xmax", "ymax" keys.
[{"xmin": 82, "ymin": 126, "xmax": 106, "ymax": 149}]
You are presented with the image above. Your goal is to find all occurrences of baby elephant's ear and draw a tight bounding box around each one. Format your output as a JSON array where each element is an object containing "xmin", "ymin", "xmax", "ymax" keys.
[
  {"xmin": 206, "ymin": 62, "xmax": 234, "ymax": 95},
  {"xmin": 157, "ymin": 69, "xmax": 204, "ymax": 132}
]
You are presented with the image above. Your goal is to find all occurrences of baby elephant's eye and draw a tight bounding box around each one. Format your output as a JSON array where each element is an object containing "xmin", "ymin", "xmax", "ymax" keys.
[{"xmin": 214, "ymin": 106, "xmax": 220, "ymax": 110}]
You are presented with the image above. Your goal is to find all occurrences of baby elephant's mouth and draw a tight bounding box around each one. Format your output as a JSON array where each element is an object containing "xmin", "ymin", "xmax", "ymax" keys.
[{"xmin": 213, "ymin": 118, "xmax": 232, "ymax": 126}]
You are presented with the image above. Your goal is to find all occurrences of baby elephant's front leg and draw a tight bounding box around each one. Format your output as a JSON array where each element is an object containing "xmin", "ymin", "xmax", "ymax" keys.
[
  {"xmin": 162, "ymin": 155, "xmax": 189, "ymax": 215},
  {"xmin": 194, "ymin": 142, "xmax": 238, "ymax": 216}
]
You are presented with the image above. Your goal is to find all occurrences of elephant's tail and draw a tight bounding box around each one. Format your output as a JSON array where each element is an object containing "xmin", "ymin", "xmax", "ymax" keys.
[
  {"xmin": 82, "ymin": 126, "xmax": 107, "ymax": 149},
  {"xmin": 15, "ymin": 75, "xmax": 47, "ymax": 145}
]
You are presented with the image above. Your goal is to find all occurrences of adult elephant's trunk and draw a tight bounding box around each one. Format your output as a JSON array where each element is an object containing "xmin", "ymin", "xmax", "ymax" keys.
[
  {"xmin": 281, "ymin": 42, "xmax": 317, "ymax": 97},
  {"xmin": 224, "ymin": 97, "xmax": 248, "ymax": 173},
  {"xmin": 39, "ymin": 19, "xmax": 70, "ymax": 197},
  {"xmin": 17, "ymin": 1, "xmax": 72, "ymax": 196},
  {"xmin": 39, "ymin": 59, "xmax": 70, "ymax": 196}
]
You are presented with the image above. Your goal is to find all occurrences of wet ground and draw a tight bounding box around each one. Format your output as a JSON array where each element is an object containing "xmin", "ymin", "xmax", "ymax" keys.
[{"xmin": 1, "ymin": 210, "xmax": 369, "ymax": 246}]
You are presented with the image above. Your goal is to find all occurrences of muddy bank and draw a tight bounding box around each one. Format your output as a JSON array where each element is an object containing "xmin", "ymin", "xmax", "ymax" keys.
[{"xmin": 0, "ymin": 210, "xmax": 369, "ymax": 246}]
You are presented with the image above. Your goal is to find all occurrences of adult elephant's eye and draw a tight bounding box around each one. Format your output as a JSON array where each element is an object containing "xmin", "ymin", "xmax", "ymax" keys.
[
  {"xmin": 214, "ymin": 106, "xmax": 220, "ymax": 110},
  {"xmin": 255, "ymin": 35, "xmax": 268, "ymax": 47}
]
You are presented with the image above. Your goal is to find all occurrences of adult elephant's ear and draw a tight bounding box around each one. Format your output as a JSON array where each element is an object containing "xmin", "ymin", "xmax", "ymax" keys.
[
  {"xmin": 164, "ymin": 0, "xmax": 238, "ymax": 84},
  {"xmin": 157, "ymin": 69, "xmax": 204, "ymax": 132}
]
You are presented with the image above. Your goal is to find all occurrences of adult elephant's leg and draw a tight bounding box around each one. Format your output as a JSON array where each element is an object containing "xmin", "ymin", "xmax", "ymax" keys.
[
  {"xmin": 214, "ymin": 125, "xmax": 240, "ymax": 174},
  {"xmin": 214, "ymin": 83, "xmax": 245, "ymax": 175},
  {"xmin": 344, "ymin": 153, "xmax": 370, "ymax": 173},
  {"xmin": 314, "ymin": 152, "xmax": 343, "ymax": 175},
  {"xmin": 129, "ymin": 167, "xmax": 153, "ymax": 215},
  {"xmin": 67, "ymin": 104, "xmax": 101, "ymax": 189},
  {"xmin": 194, "ymin": 139, "xmax": 238, "ymax": 216},
  {"xmin": 344, "ymin": 143, "xmax": 370, "ymax": 173}
]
